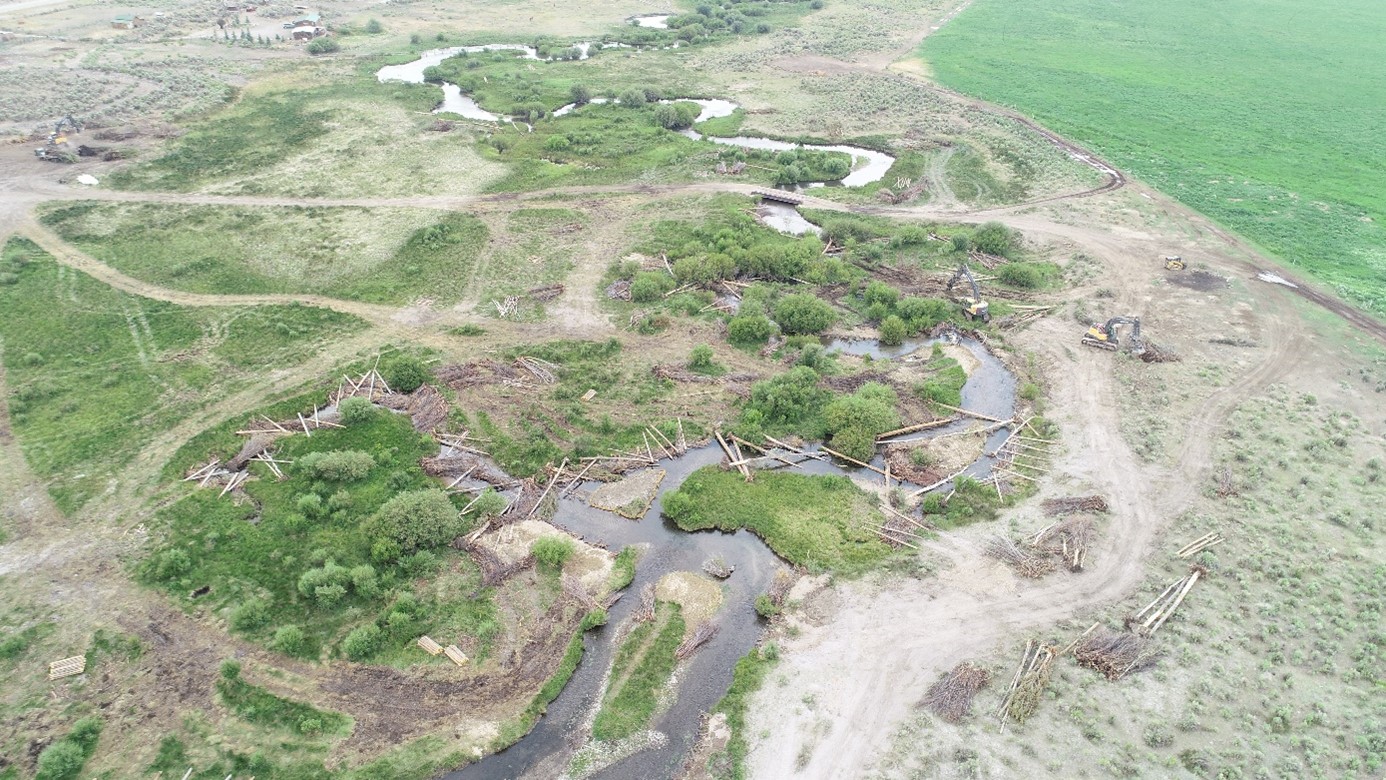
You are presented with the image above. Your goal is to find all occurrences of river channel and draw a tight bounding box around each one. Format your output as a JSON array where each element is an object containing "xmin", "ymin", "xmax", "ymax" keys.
[{"xmin": 444, "ymin": 334, "xmax": 1015, "ymax": 780}]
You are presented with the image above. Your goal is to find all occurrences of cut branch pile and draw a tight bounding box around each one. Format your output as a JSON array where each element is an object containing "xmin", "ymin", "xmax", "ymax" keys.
[
  {"xmin": 988, "ymin": 417, "xmax": 1052, "ymax": 489},
  {"xmin": 1129, "ymin": 568, "xmax": 1203, "ymax": 635},
  {"xmin": 986, "ymin": 536, "xmax": 1056, "ymax": 578},
  {"xmin": 1030, "ymin": 515, "xmax": 1095, "ymax": 571},
  {"xmin": 526, "ymin": 283, "xmax": 565, "ymax": 302},
  {"xmin": 633, "ymin": 583, "xmax": 656, "ymax": 623},
  {"xmin": 765, "ymin": 568, "xmax": 795, "ymax": 609},
  {"xmin": 870, "ymin": 504, "xmax": 928, "ymax": 549},
  {"xmin": 1176, "ymin": 533, "xmax": 1224, "ymax": 558},
  {"xmin": 378, "ymin": 383, "xmax": 449, "ymax": 432},
  {"xmin": 921, "ymin": 662, "xmax": 991, "ymax": 723},
  {"xmin": 702, "ymin": 556, "xmax": 733, "ymax": 579},
  {"xmin": 562, "ymin": 573, "xmax": 599, "ymax": 611},
  {"xmin": 1071, "ymin": 626, "xmax": 1162, "ymax": 680},
  {"xmin": 514, "ymin": 356, "xmax": 558, "ymax": 385},
  {"xmin": 997, "ymin": 640, "xmax": 1056, "ymax": 727},
  {"xmin": 1139, "ymin": 342, "xmax": 1181, "ymax": 363},
  {"xmin": 329, "ymin": 365, "xmax": 394, "ymax": 404},
  {"xmin": 1214, "ymin": 467, "xmax": 1239, "ymax": 498},
  {"xmin": 493, "ymin": 296, "xmax": 520, "ymax": 318},
  {"xmin": 652, "ymin": 364, "xmax": 758, "ymax": 385},
  {"xmin": 967, "ymin": 250, "xmax": 1006, "ymax": 270},
  {"xmin": 1042, "ymin": 495, "xmax": 1109, "ymax": 516},
  {"xmin": 471, "ymin": 546, "xmax": 535, "ymax": 587},
  {"xmin": 604, "ymin": 280, "xmax": 632, "ymax": 301},
  {"xmin": 876, "ymin": 176, "xmax": 927, "ymax": 205},
  {"xmin": 676, "ymin": 621, "xmax": 719, "ymax": 660}
]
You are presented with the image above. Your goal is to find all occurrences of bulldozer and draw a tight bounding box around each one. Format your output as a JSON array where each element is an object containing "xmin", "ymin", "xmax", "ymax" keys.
[
  {"xmin": 34, "ymin": 115, "xmax": 83, "ymax": 163},
  {"xmin": 1163, "ymin": 256, "xmax": 1186, "ymax": 271},
  {"xmin": 945, "ymin": 262, "xmax": 991, "ymax": 323},
  {"xmin": 1082, "ymin": 316, "xmax": 1145, "ymax": 354}
]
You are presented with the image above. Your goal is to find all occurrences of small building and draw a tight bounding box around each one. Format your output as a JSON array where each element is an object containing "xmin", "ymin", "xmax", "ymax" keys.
[
  {"xmin": 292, "ymin": 25, "xmax": 325, "ymax": 39},
  {"xmin": 291, "ymin": 12, "xmax": 320, "ymax": 26},
  {"xmin": 111, "ymin": 14, "xmax": 145, "ymax": 29}
]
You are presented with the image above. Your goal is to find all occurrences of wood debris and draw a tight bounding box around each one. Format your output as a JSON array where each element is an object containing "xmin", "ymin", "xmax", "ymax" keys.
[
  {"xmin": 1070, "ymin": 626, "xmax": 1162, "ymax": 680},
  {"xmin": 525, "ymin": 283, "xmax": 565, "ymax": 302},
  {"xmin": 1130, "ymin": 568, "xmax": 1203, "ymax": 635},
  {"xmin": 921, "ymin": 662, "xmax": 991, "ymax": 722},
  {"xmin": 997, "ymin": 640, "xmax": 1056, "ymax": 727},
  {"xmin": 1030, "ymin": 514, "xmax": 1095, "ymax": 571},
  {"xmin": 562, "ymin": 573, "xmax": 599, "ymax": 611},
  {"xmin": 1176, "ymin": 532, "xmax": 1225, "ymax": 558},
  {"xmin": 416, "ymin": 636, "xmax": 444, "ymax": 656},
  {"xmin": 443, "ymin": 645, "xmax": 468, "ymax": 667},
  {"xmin": 1042, "ymin": 495, "xmax": 1109, "ymax": 516},
  {"xmin": 676, "ymin": 621, "xmax": 719, "ymax": 660},
  {"xmin": 986, "ymin": 536, "xmax": 1056, "ymax": 578},
  {"xmin": 633, "ymin": 583, "xmax": 656, "ymax": 623},
  {"xmin": 605, "ymin": 280, "xmax": 632, "ymax": 301},
  {"xmin": 492, "ymin": 296, "xmax": 520, "ymax": 318},
  {"xmin": 48, "ymin": 655, "xmax": 86, "ymax": 680},
  {"xmin": 514, "ymin": 356, "xmax": 558, "ymax": 385},
  {"xmin": 702, "ymin": 556, "xmax": 733, "ymax": 579}
]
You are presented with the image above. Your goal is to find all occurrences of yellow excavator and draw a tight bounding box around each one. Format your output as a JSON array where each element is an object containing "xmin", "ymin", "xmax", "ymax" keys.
[
  {"xmin": 946, "ymin": 262, "xmax": 991, "ymax": 323},
  {"xmin": 1164, "ymin": 256, "xmax": 1186, "ymax": 271},
  {"xmin": 34, "ymin": 115, "xmax": 83, "ymax": 163},
  {"xmin": 1082, "ymin": 316, "xmax": 1145, "ymax": 355}
]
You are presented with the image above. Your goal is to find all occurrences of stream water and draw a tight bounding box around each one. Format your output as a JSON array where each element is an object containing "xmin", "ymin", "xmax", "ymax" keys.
[
  {"xmin": 376, "ymin": 53, "xmax": 896, "ymax": 187},
  {"xmin": 443, "ymin": 336, "xmax": 1015, "ymax": 780}
]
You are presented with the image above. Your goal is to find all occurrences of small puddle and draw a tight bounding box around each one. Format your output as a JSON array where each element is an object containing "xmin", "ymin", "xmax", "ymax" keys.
[{"xmin": 630, "ymin": 14, "xmax": 672, "ymax": 28}]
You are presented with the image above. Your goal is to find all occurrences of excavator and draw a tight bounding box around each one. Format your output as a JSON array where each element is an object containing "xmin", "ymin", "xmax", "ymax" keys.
[
  {"xmin": 1082, "ymin": 316, "xmax": 1145, "ymax": 354},
  {"xmin": 1163, "ymin": 256, "xmax": 1186, "ymax": 271},
  {"xmin": 945, "ymin": 262, "xmax": 991, "ymax": 323},
  {"xmin": 34, "ymin": 115, "xmax": 83, "ymax": 163}
]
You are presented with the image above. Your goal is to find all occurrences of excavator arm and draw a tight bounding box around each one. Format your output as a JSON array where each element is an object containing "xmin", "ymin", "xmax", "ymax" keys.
[{"xmin": 946, "ymin": 263, "xmax": 990, "ymax": 322}]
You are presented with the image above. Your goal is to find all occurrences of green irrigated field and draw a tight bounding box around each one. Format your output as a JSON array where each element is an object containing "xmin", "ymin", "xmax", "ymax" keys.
[{"xmin": 918, "ymin": 0, "xmax": 1386, "ymax": 315}]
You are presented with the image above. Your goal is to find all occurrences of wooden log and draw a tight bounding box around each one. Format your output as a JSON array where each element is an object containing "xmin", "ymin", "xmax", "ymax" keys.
[
  {"xmin": 298, "ymin": 413, "xmax": 311, "ymax": 436},
  {"xmin": 1176, "ymin": 533, "xmax": 1219, "ymax": 556},
  {"xmin": 1148, "ymin": 570, "xmax": 1200, "ymax": 633},
  {"xmin": 1179, "ymin": 538, "xmax": 1225, "ymax": 558},
  {"xmin": 416, "ymin": 636, "xmax": 444, "ymax": 655},
  {"xmin": 928, "ymin": 402, "xmax": 1010, "ymax": 424},
  {"xmin": 908, "ymin": 466, "xmax": 972, "ymax": 498},
  {"xmin": 820, "ymin": 446, "xmax": 889, "ymax": 477},
  {"xmin": 526, "ymin": 458, "xmax": 567, "ymax": 519},
  {"xmin": 1133, "ymin": 577, "xmax": 1184, "ymax": 621},
  {"xmin": 881, "ymin": 503, "xmax": 931, "ymax": 531},
  {"xmin": 443, "ymin": 645, "xmax": 468, "ymax": 666},
  {"xmin": 1060, "ymin": 622, "xmax": 1102, "ymax": 656},
  {"xmin": 875, "ymin": 417, "xmax": 959, "ymax": 440}
]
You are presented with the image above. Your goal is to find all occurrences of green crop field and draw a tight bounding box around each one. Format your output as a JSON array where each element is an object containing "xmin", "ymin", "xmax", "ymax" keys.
[{"xmin": 918, "ymin": 0, "xmax": 1386, "ymax": 315}]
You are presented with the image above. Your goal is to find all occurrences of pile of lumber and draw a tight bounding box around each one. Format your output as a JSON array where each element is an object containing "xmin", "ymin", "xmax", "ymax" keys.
[
  {"xmin": 1214, "ymin": 467, "xmax": 1239, "ymax": 498},
  {"xmin": 416, "ymin": 635, "xmax": 444, "ymax": 655},
  {"xmin": 997, "ymin": 641, "xmax": 1056, "ymax": 727},
  {"xmin": 921, "ymin": 662, "xmax": 991, "ymax": 723},
  {"xmin": 1130, "ymin": 568, "xmax": 1203, "ymax": 635},
  {"xmin": 48, "ymin": 655, "xmax": 86, "ymax": 680},
  {"xmin": 1176, "ymin": 533, "xmax": 1225, "ymax": 558},
  {"xmin": 988, "ymin": 417, "xmax": 1052, "ymax": 488},
  {"xmin": 1042, "ymin": 495, "xmax": 1109, "ymax": 516},
  {"xmin": 986, "ymin": 536, "xmax": 1056, "ymax": 578},
  {"xmin": 330, "ymin": 364, "xmax": 394, "ymax": 404},
  {"xmin": 1068, "ymin": 625, "xmax": 1162, "ymax": 680},
  {"xmin": 967, "ymin": 250, "xmax": 1006, "ymax": 270},
  {"xmin": 676, "ymin": 621, "xmax": 719, "ymax": 660},
  {"xmin": 577, "ymin": 422, "xmax": 685, "ymax": 478},
  {"xmin": 1030, "ymin": 515, "xmax": 1095, "ymax": 571},
  {"xmin": 876, "ymin": 176, "xmax": 927, "ymax": 204}
]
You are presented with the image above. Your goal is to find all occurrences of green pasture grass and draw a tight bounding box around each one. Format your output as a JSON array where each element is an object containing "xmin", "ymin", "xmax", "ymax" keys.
[
  {"xmin": 662, "ymin": 469, "xmax": 891, "ymax": 574},
  {"xmin": 709, "ymin": 644, "xmax": 778, "ymax": 780},
  {"xmin": 591, "ymin": 601, "xmax": 685, "ymax": 742},
  {"xmin": 0, "ymin": 239, "xmax": 365, "ymax": 513},
  {"xmin": 920, "ymin": 0, "xmax": 1386, "ymax": 315},
  {"xmin": 39, "ymin": 202, "xmax": 489, "ymax": 305}
]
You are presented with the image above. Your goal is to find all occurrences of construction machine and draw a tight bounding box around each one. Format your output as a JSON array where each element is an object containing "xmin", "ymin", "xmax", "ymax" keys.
[
  {"xmin": 945, "ymin": 262, "xmax": 991, "ymax": 323},
  {"xmin": 1163, "ymin": 256, "xmax": 1186, "ymax": 271},
  {"xmin": 34, "ymin": 115, "xmax": 83, "ymax": 163},
  {"xmin": 1082, "ymin": 316, "xmax": 1145, "ymax": 354}
]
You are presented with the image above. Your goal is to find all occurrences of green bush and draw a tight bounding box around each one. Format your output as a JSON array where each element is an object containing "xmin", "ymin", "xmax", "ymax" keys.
[
  {"xmin": 997, "ymin": 263, "xmax": 1044, "ymax": 289},
  {"xmin": 221, "ymin": 659, "xmax": 242, "ymax": 680},
  {"xmin": 863, "ymin": 281, "xmax": 899, "ymax": 308},
  {"xmin": 971, "ymin": 221, "xmax": 1018, "ymax": 256},
  {"xmin": 610, "ymin": 546, "xmax": 638, "ymax": 591},
  {"xmin": 35, "ymin": 741, "xmax": 86, "ymax": 780},
  {"xmin": 338, "ymin": 396, "xmax": 375, "ymax": 425},
  {"xmin": 532, "ymin": 536, "xmax": 575, "ymax": 570},
  {"xmin": 824, "ymin": 383, "xmax": 899, "ymax": 462},
  {"xmin": 384, "ymin": 355, "xmax": 431, "ymax": 394},
  {"xmin": 367, "ymin": 489, "xmax": 459, "ymax": 553},
  {"xmin": 619, "ymin": 88, "xmax": 647, "ymax": 107},
  {"xmin": 689, "ymin": 344, "xmax": 716, "ymax": 371},
  {"xmin": 364, "ymin": 18, "xmax": 383, "ymax": 33},
  {"xmin": 744, "ymin": 366, "xmax": 827, "ymax": 428},
  {"xmin": 306, "ymin": 36, "xmax": 340, "ymax": 54},
  {"xmin": 754, "ymin": 594, "xmax": 780, "ymax": 618},
  {"xmin": 879, "ymin": 315, "xmax": 907, "ymax": 346},
  {"xmin": 153, "ymin": 549, "xmax": 191, "ymax": 580},
  {"xmin": 270, "ymin": 625, "xmax": 306, "ymax": 655},
  {"xmin": 229, "ymin": 598, "xmax": 272, "ymax": 631},
  {"xmin": 630, "ymin": 271, "xmax": 673, "ymax": 302},
  {"xmin": 342, "ymin": 624, "xmax": 382, "ymax": 660},
  {"xmin": 774, "ymin": 293, "xmax": 837, "ymax": 335},
  {"xmin": 297, "ymin": 450, "xmax": 375, "ymax": 482},
  {"xmin": 728, "ymin": 313, "xmax": 774, "ymax": 345}
]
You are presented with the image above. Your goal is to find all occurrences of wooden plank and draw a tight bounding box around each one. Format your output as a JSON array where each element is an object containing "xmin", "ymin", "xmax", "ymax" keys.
[
  {"xmin": 417, "ymin": 636, "xmax": 444, "ymax": 655},
  {"xmin": 443, "ymin": 645, "xmax": 468, "ymax": 667},
  {"xmin": 48, "ymin": 655, "xmax": 86, "ymax": 680}
]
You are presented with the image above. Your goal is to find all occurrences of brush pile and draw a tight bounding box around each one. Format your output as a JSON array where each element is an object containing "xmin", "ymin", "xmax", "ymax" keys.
[
  {"xmin": 562, "ymin": 573, "xmax": 599, "ymax": 611},
  {"xmin": 471, "ymin": 546, "xmax": 534, "ymax": 588},
  {"xmin": 702, "ymin": 556, "xmax": 733, "ymax": 579},
  {"xmin": 764, "ymin": 568, "xmax": 795, "ymax": 610},
  {"xmin": 997, "ymin": 641, "xmax": 1056, "ymax": 726},
  {"xmin": 513, "ymin": 356, "xmax": 558, "ymax": 385},
  {"xmin": 1139, "ymin": 342, "xmax": 1181, "ymax": 363},
  {"xmin": 633, "ymin": 583, "xmax": 656, "ymax": 623},
  {"xmin": 1071, "ymin": 627, "xmax": 1162, "ymax": 680},
  {"xmin": 1030, "ymin": 515, "xmax": 1095, "ymax": 571},
  {"xmin": 921, "ymin": 662, "xmax": 991, "ymax": 723},
  {"xmin": 1042, "ymin": 495, "xmax": 1108, "ymax": 516},
  {"xmin": 676, "ymin": 621, "xmax": 719, "ymax": 660},
  {"xmin": 378, "ymin": 383, "xmax": 449, "ymax": 432},
  {"xmin": 526, "ymin": 284, "xmax": 565, "ymax": 302},
  {"xmin": 605, "ymin": 280, "xmax": 632, "ymax": 301},
  {"xmin": 986, "ymin": 536, "xmax": 1057, "ymax": 578}
]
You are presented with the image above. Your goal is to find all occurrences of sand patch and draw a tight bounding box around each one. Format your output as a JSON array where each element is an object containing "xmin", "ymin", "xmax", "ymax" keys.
[
  {"xmin": 589, "ymin": 467, "xmax": 666, "ymax": 519},
  {"xmin": 481, "ymin": 519, "xmax": 613, "ymax": 595},
  {"xmin": 936, "ymin": 556, "xmax": 1018, "ymax": 597},
  {"xmin": 655, "ymin": 570, "xmax": 723, "ymax": 637}
]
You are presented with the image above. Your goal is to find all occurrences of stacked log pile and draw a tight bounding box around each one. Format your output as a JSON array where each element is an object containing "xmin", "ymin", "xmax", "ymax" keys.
[{"xmin": 997, "ymin": 641, "xmax": 1056, "ymax": 727}]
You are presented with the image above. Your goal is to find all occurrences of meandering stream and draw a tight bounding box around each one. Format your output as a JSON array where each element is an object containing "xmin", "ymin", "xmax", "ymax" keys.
[
  {"xmin": 445, "ymin": 335, "xmax": 1015, "ymax": 780},
  {"xmin": 377, "ymin": 51, "xmax": 896, "ymax": 187}
]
